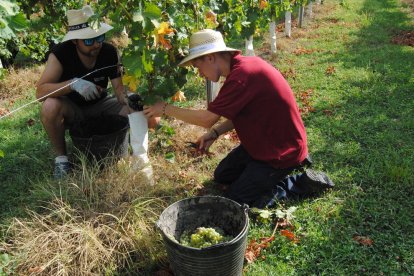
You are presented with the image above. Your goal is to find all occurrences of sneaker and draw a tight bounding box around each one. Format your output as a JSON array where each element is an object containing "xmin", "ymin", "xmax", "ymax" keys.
[{"xmin": 54, "ymin": 161, "xmax": 71, "ymax": 180}]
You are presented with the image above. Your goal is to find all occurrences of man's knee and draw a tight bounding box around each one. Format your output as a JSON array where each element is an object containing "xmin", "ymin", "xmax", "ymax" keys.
[
  {"xmin": 41, "ymin": 97, "xmax": 74, "ymax": 125},
  {"xmin": 41, "ymin": 98, "xmax": 62, "ymax": 121}
]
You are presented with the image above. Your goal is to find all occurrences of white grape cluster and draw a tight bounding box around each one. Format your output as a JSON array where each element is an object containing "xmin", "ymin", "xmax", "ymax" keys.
[{"xmin": 180, "ymin": 227, "xmax": 232, "ymax": 248}]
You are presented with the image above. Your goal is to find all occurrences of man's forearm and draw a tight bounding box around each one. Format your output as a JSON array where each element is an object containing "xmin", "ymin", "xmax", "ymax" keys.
[
  {"xmin": 36, "ymin": 80, "xmax": 73, "ymax": 100},
  {"xmin": 164, "ymin": 104, "xmax": 220, "ymax": 129},
  {"xmin": 212, "ymin": 120, "xmax": 234, "ymax": 136}
]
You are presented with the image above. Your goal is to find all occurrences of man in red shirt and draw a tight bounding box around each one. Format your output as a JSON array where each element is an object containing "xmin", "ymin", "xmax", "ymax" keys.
[{"xmin": 144, "ymin": 29, "xmax": 309, "ymax": 207}]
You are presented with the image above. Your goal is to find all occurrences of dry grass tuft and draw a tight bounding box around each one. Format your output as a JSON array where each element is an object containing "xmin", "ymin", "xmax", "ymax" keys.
[
  {"xmin": 5, "ymin": 199, "xmax": 134, "ymax": 275},
  {"xmin": 3, "ymin": 196, "xmax": 167, "ymax": 275},
  {"xmin": 0, "ymin": 65, "xmax": 43, "ymax": 103},
  {"xmin": 2, "ymin": 153, "xmax": 170, "ymax": 275}
]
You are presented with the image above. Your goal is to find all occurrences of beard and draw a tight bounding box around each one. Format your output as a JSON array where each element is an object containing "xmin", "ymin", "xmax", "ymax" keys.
[{"xmin": 76, "ymin": 43, "xmax": 102, "ymax": 58}]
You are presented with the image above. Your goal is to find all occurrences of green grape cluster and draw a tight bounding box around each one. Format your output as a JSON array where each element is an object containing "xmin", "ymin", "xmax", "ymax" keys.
[{"xmin": 179, "ymin": 227, "xmax": 232, "ymax": 249}]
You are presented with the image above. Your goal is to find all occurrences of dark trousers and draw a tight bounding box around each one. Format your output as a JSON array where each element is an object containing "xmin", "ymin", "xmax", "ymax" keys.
[{"xmin": 214, "ymin": 145, "xmax": 294, "ymax": 207}]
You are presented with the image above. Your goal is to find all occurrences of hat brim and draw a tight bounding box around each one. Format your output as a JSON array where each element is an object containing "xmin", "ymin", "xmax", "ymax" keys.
[
  {"xmin": 178, "ymin": 47, "xmax": 240, "ymax": 67},
  {"xmin": 62, "ymin": 23, "xmax": 113, "ymax": 42}
]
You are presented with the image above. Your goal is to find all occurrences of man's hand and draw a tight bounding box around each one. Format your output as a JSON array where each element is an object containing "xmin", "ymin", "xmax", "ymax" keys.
[
  {"xmin": 196, "ymin": 129, "xmax": 218, "ymax": 152},
  {"xmin": 143, "ymin": 101, "xmax": 166, "ymax": 118},
  {"xmin": 70, "ymin": 78, "xmax": 100, "ymax": 101}
]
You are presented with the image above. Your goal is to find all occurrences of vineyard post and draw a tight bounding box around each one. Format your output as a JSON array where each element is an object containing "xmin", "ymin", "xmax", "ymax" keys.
[
  {"xmin": 245, "ymin": 35, "xmax": 255, "ymax": 56},
  {"xmin": 307, "ymin": 1, "xmax": 313, "ymax": 18},
  {"xmin": 285, "ymin": 11, "xmax": 292, "ymax": 37},
  {"xmin": 298, "ymin": 5, "xmax": 305, "ymax": 28},
  {"xmin": 269, "ymin": 20, "xmax": 277, "ymax": 54}
]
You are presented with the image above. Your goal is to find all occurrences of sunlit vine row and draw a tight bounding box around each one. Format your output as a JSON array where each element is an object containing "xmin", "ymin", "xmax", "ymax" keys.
[{"xmin": 2, "ymin": 0, "xmax": 311, "ymax": 101}]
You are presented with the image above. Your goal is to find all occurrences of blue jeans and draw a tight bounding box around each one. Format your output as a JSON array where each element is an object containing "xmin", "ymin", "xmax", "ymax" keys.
[{"xmin": 214, "ymin": 145, "xmax": 294, "ymax": 207}]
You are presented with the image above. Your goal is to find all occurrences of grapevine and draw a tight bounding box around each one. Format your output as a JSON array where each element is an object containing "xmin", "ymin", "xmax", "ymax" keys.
[{"xmin": 3, "ymin": 0, "xmax": 315, "ymax": 102}]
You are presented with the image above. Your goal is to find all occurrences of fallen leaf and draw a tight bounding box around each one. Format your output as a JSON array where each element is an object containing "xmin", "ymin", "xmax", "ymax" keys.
[
  {"xmin": 391, "ymin": 31, "xmax": 414, "ymax": 46},
  {"xmin": 281, "ymin": 68, "xmax": 297, "ymax": 80},
  {"xmin": 297, "ymin": 89, "xmax": 315, "ymax": 116},
  {"xmin": 327, "ymin": 18, "xmax": 340, "ymax": 23},
  {"xmin": 0, "ymin": 107, "xmax": 9, "ymax": 117},
  {"xmin": 326, "ymin": 65, "xmax": 336, "ymax": 75},
  {"xmin": 322, "ymin": 109, "xmax": 334, "ymax": 116},
  {"xmin": 293, "ymin": 47, "xmax": 315, "ymax": 55},
  {"xmin": 244, "ymin": 236, "xmax": 274, "ymax": 264},
  {"xmin": 27, "ymin": 118, "xmax": 35, "ymax": 126},
  {"xmin": 280, "ymin": 229, "xmax": 300, "ymax": 243},
  {"xmin": 353, "ymin": 235, "xmax": 373, "ymax": 246},
  {"xmin": 178, "ymin": 170, "xmax": 187, "ymax": 178}
]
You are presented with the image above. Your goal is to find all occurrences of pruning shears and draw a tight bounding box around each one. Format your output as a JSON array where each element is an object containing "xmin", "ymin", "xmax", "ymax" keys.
[
  {"xmin": 185, "ymin": 141, "xmax": 199, "ymax": 148},
  {"xmin": 186, "ymin": 134, "xmax": 218, "ymax": 148},
  {"xmin": 185, "ymin": 141, "xmax": 213, "ymax": 156}
]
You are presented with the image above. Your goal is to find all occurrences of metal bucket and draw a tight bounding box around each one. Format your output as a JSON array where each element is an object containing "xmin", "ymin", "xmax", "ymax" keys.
[
  {"xmin": 157, "ymin": 196, "xmax": 249, "ymax": 276},
  {"xmin": 69, "ymin": 114, "xmax": 129, "ymax": 161}
]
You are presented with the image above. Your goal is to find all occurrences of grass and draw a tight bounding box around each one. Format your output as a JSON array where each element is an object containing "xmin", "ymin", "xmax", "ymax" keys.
[{"xmin": 1, "ymin": 0, "xmax": 414, "ymax": 274}]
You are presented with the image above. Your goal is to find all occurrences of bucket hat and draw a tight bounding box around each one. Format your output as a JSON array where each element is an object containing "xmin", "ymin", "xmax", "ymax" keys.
[
  {"xmin": 62, "ymin": 5, "xmax": 113, "ymax": 42},
  {"xmin": 178, "ymin": 29, "xmax": 240, "ymax": 67}
]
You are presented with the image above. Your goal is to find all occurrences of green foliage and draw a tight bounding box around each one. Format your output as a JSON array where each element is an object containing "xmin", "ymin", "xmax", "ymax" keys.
[
  {"xmin": 0, "ymin": 0, "xmax": 28, "ymax": 62},
  {"xmin": 6, "ymin": 0, "xmax": 311, "ymax": 95},
  {"xmin": 154, "ymin": 123, "xmax": 177, "ymax": 162},
  {"xmin": 96, "ymin": 0, "xmax": 205, "ymax": 102},
  {"xmin": 0, "ymin": 69, "xmax": 6, "ymax": 80},
  {"xmin": 251, "ymin": 206, "xmax": 297, "ymax": 224},
  {"xmin": 18, "ymin": 30, "xmax": 49, "ymax": 61},
  {"xmin": 1, "ymin": 0, "xmax": 80, "ymax": 65},
  {"xmin": 0, "ymin": 253, "xmax": 15, "ymax": 275},
  {"xmin": 0, "ymin": 0, "xmax": 28, "ymax": 38}
]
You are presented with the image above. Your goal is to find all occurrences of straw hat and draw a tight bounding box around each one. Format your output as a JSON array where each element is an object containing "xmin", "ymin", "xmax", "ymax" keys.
[
  {"xmin": 178, "ymin": 29, "xmax": 240, "ymax": 67},
  {"xmin": 62, "ymin": 5, "xmax": 113, "ymax": 42}
]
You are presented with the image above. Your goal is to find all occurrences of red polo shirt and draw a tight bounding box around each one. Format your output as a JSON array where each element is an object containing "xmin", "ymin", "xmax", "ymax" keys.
[{"xmin": 208, "ymin": 53, "xmax": 308, "ymax": 168}]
